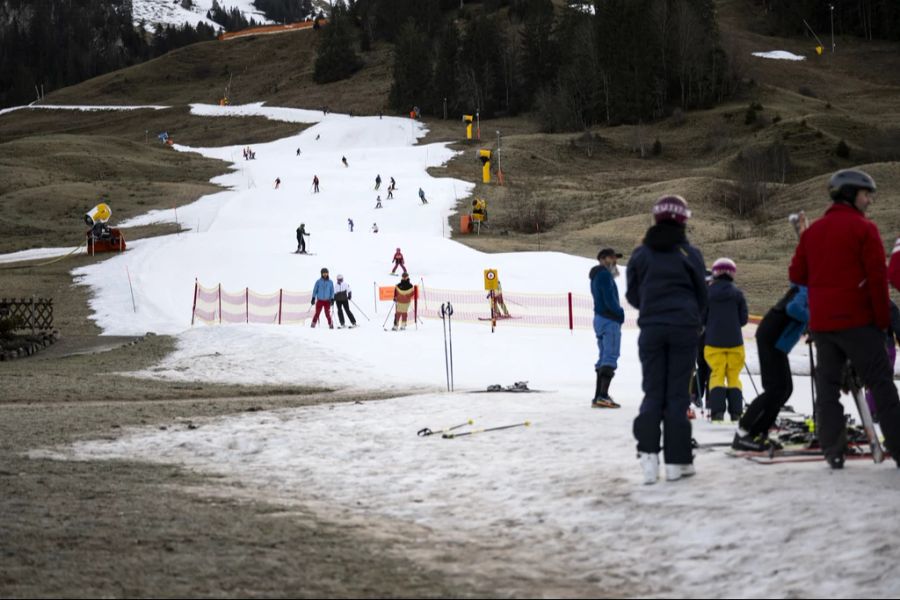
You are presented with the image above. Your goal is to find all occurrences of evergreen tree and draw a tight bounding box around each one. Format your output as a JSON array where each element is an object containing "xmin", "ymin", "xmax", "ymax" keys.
[
  {"xmin": 389, "ymin": 19, "xmax": 433, "ymax": 111},
  {"xmin": 313, "ymin": 7, "xmax": 364, "ymax": 84},
  {"xmin": 432, "ymin": 23, "xmax": 460, "ymax": 116}
]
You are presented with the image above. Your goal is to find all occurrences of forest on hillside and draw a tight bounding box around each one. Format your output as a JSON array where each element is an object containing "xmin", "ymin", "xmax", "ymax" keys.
[{"xmin": 315, "ymin": 0, "xmax": 900, "ymax": 130}]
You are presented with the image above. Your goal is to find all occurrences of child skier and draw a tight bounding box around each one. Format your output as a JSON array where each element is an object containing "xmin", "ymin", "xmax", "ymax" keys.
[
  {"xmin": 704, "ymin": 258, "xmax": 749, "ymax": 422},
  {"xmin": 391, "ymin": 248, "xmax": 407, "ymax": 274},
  {"xmin": 392, "ymin": 273, "xmax": 415, "ymax": 331}
]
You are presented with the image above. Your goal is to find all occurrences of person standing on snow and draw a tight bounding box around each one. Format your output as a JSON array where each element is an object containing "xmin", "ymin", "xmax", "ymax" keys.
[
  {"xmin": 342, "ymin": 156, "xmax": 349, "ymax": 168},
  {"xmin": 703, "ymin": 258, "xmax": 749, "ymax": 422},
  {"xmin": 375, "ymin": 174, "xmax": 382, "ymax": 190},
  {"xmin": 347, "ymin": 218, "xmax": 354, "ymax": 232},
  {"xmin": 310, "ymin": 268, "xmax": 335, "ymax": 329},
  {"xmin": 418, "ymin": 187, "xmax": 428, "ymax": 205},
  {"xmin": 375, "ymin": 195, "xmax": 383, "ymax": 209},
  {"xmin": 296, "ymin": 223, "xmax": 310, "ymax": 254},
  {"xmin": 274, "ymin": 177, "xmax": 281, "ymax": 190},
  {"xmin": 372, "ymin": 223, "xmax": 379, "ymax": 233},
  {"xmin": 732, "ymin": 283, "xmax": 809, "ymax": 451},
  {"xmin": 626, "ymin": 195, "xmax": 707, "ymax": 484},
  {"xmin": 392, "ymin": 272, "xmax": 415, "ymax": 331},
  {"xmin": 590, "ymin": 248, "xmax": 625, "ymax": 409},
  {"xmin": 391, "ymin": 248, "xmax": 407, "ymax": 275},
  {"xmin": 333, "ymin": 274, "xmax": 357, "ymax": 328},
  {"xmin": 312, "ymin": 175, "xmax": 320, "ymax": 193},
  {"xmin": 789, "ymin": 168, "xmax": 900, "ymax": 469}
]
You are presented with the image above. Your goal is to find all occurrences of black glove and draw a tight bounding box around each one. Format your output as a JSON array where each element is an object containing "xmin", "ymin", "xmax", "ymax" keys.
[
  {"xmin": 348, "ymin": 293, "xmax": 352, "ymax": 300},
  {"xmin": 311, "ymin": 299, "xmax": 315, "ymax": 306}
]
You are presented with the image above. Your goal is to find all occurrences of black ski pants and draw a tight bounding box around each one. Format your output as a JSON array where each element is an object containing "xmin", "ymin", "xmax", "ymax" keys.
[
  {"xmin": 336, "ymin": 299, "xmax": 356, "ymax": 326},
  {"xmin": 739, "ymin": 313, "xmax": 793, "ymax": 437},
  {"xmin": 633, "ymin": 325, "xmax": 697, "ymax": 464},
  {"xmin": 814, "ymin": 325, "xmax": 900, "ymax": 464}
]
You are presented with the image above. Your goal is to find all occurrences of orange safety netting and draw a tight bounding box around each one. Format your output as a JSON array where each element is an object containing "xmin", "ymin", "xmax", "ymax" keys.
[{"xmin": 191, "ymin": 281, "xmax": 312, "ymax": 326}]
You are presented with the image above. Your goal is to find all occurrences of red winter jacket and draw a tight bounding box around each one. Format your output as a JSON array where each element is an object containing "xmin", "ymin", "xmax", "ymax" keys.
[
  {"xmin": 889, "ymin": 238, "xmax": 900, "ymax": 291},
  {"xmin": 789, "ymin": 203, "xmax": 890, "ymax": 332}
]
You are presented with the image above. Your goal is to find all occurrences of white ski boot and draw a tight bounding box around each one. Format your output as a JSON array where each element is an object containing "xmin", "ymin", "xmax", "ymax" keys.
[
  {"xmin": 665, "ymin": 463, "xmax": 696, "ymax": 482},
  {"xmin": 391, "ymin": 325, "xmax": 398, "ymax": 331},
  {"xmin": 639, "ymin": 452, "xmax": 659, "ymax": 485}
]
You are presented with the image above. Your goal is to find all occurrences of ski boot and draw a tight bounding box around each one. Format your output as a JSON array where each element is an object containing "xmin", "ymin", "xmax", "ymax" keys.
[
  {"xmin": 639, "ymin": 452, "xmax": 659, "ymax": 485},
  {"xmin": 665, "ymin": 463, "xmax": 696, "ymax": 481}
]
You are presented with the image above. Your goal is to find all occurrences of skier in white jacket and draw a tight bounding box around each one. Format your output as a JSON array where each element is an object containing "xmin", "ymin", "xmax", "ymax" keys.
[{"xmin": 334, "ymin": 275, "xmax": 357, "ymax": 328}]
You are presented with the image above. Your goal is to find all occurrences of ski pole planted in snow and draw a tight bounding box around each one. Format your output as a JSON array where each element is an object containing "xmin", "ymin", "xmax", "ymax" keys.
[
  {"xmin": 440, "ymin": 302, "xmax": 455, "ymax": 391},
  {"xmin": 744, "ymin": 363, "xmax": 759, "ymax": 397},
  {"xmin": 350, "ymin": 298, "xmax": 370, "ymax": 321},
  {"xmin": 382, "ymin": 301, "xmax": 396, "ymax": 330},
  {"xmin": 417, "ymin": 419, "xmax": 473, "ymax": 437},
  {"xmin": 442, "ymin": 421, "xmax": 531, "ymax": 439}
]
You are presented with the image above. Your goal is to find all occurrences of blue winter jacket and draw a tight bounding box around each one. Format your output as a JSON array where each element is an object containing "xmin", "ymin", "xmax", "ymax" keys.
[
  {"xmin": 704, "ymin": 276, "xmax": 749, "ymax": 348},
  {"xmin": 775, "ymin": 285, "xmax": 809, "ymax": 353},
  {"xmin": 311, "ymin": 278, "xmax": 335, "ymax": 302},
  {"xmin": 590, "ymin": 265, "xmax": 625, "ymax": 323},
  {"xmin": 626, "ymin": 222, "xmax": 708, "ymax": 329}
]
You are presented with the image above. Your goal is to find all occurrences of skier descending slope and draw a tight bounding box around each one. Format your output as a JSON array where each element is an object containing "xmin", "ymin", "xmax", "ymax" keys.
[
  {"xmin": 626, "ymin": 195, "xmax": 708, "ymax": 484},
  {"xmin": 789, "ymin": 169, "xmax": 900, "ymax": 469}
]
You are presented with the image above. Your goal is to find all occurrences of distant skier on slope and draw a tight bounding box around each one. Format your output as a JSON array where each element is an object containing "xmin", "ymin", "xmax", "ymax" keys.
[
  {"xmin": 418, "ymin": 187, "xmax": 428, "ymax": 205},
  {"xmin": 391, "ymin": 248, "xmax": 407, "ymax": 275},
  {"xmin": 295, "ymin": 223, "xmax": 310, "ymax": 254}
]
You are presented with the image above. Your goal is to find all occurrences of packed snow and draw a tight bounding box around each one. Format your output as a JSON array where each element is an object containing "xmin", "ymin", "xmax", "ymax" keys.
[
  {"xmin": 23, "ymin": 103, "xmax": 900, "ymax": 597},
  {"xmin": 752, "ymin": 50, "xmax": 807, "ymax": 61},
  {"xmin": 131, "ymin": 0, "xmax": 270, "ymax": 30}
]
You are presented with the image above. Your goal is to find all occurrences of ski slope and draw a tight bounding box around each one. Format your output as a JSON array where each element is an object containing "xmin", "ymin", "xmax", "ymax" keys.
[
  {"xmin": 132, "ymin": 0, "xmax": 270, "ymax": 30},
  {"xmin": 29, "ymin": 103, "xmax": 900, "ymax": 598}
]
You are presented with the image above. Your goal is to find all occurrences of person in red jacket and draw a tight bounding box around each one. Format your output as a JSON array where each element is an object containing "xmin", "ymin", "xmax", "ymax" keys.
[{"xmin": 789, "ymin": 168, "xmax": 900, "ymax": 469}]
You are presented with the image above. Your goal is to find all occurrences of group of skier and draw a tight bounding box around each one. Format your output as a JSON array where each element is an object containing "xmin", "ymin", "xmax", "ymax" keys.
[{"xmin": 590, "ymin": 169, "xmax": 900, "ymax": 483}]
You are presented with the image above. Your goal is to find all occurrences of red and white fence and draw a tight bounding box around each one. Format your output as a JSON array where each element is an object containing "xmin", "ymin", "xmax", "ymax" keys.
[{"xmin": 192, "ymin": 278, "xmax": 760, "ymax": 338}]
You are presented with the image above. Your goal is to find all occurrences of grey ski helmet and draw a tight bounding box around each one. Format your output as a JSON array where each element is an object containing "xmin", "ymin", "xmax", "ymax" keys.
[{"xmin": 828, "ymin": 169, "xmax": 876, "ymax": 202}]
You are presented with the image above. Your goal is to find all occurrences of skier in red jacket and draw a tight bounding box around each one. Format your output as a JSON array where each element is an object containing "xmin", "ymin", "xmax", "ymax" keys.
[
  {"xmin": 789, "ymin": 169, "xmax": 900, "ymax": 469},
  {"xmin": 391, "ymin": 248, "xmax": 408, "ymax": 275}
]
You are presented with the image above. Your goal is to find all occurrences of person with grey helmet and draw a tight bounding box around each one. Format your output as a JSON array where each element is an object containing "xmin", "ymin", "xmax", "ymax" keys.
[
  {"xmin": 789, "ymin": 168, "xmax": 900, "ymax": 469},
  {"xmin": 626, "ymin": 195, "xmax": 708, "ymax": 484}
]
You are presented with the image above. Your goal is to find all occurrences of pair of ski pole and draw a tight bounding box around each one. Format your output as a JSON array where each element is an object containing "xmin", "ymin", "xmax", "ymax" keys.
[{"xmin": 441, "ymin": 302, "xmax": 455, "ymax": 391}]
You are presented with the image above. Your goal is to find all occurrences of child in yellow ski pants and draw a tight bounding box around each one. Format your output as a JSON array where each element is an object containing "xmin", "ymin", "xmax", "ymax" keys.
[{"xmin": 704, "ymin": 345, "xmax": 745, "ymax": 419}]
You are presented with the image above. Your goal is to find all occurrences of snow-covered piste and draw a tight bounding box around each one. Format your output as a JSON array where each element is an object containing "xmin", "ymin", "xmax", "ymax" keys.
[{"xmin": 30, "ymin": 103, "xmax": 900, "ymax": 597}]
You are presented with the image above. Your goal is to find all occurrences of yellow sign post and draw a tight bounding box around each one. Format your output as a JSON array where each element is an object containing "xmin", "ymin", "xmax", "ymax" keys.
[
  {"xmin": 463, "ymin": 115, "xmax": 474, "ymax": 140},
  {"xmin": 484, "ymin": 268, "xmax": 498, "ymax": 291}
]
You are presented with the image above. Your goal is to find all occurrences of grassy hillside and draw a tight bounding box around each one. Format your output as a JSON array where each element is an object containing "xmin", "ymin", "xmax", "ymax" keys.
[{"xmin": 2, "ymin": 0, "xmax": 900, "ymax": 315}]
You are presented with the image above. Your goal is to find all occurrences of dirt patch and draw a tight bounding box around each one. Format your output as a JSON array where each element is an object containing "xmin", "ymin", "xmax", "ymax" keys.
[{"xmin": 0, "ymin": 394, "xmax": 489, "ymax": 598}]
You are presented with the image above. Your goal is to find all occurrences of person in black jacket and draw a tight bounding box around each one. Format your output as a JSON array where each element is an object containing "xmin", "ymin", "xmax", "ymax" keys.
[
  {"xmin": 703, "ymin": 258, "xmax": 749, "ymax": 421},
  {"xmin": 296, "ymin": 223, "xmax": 310, "ymax": 254},
  {"xmin": 626, "ymin": 195, "xmax": 707, "ymax": 484}
]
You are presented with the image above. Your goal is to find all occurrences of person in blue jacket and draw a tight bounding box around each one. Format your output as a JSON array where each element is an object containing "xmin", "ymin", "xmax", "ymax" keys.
[
  {"xmin": 626, "ymin": 195, "xmax": 708, "ymax": 484},
  {"xmin": 732, "ymin": 284, "xmax": 809, "ymax": 450},
  {"xmin": 590, "ymin": 248, "xmax": 625, "ymax": 409},
  {"xmin": 310, "ymin": 267, "xmax": 335, "ymax": 329}
]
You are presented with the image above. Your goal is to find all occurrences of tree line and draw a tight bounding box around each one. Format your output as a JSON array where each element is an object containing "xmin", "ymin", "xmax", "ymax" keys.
[
  {"xmin": 0, "ymin": 0, "xmax": 224, "ymax": 108},
  {"xmin": 317, "ymin": 0, "xmax": 737, "ymax": 131}
]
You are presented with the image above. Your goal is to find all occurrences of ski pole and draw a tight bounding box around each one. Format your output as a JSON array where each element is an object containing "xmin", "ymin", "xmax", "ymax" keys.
[
  {"xmin": 443, "ymin": 421, "xmax": 531, "ymax": 439},
  {"xmin": 350, "ymin": 298, "xmax": 370, "ymax": 321},
  {"xmin": 446, "ymin": 302, "xmax": 455, "ymax": 391},
  {"xmin": 417, "ymin": 419, "xmax": 473, "ymax": 437},
  {"xmin": 744, "ymin": 363, "xmax": 759, "ymax": 397},
  {"xmin": 808, "ymin": 336, "xmax": 817, "ymax": 424},
  {"xmin": 382, "ymin": 301, "xmax": 396, "ymax": 329},
  {"xmin": 440, "ymin": 303, "xmax": 451, "ymax": 392}
]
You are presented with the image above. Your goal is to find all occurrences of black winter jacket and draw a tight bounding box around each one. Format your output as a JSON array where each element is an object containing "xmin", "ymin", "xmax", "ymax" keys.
[
  {"xmin": 625, "ymin": 222, "xmax": 708, "ymax": 329},
  {"xmin": 704, "ymin": 276, "xmax": 749, "ymax": 347}
]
